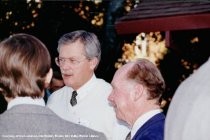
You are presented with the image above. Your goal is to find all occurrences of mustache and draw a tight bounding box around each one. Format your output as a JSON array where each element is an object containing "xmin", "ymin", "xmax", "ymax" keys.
[{"xmin": 61, "ymin": 72, "xmax": 73, "ymax": 76}]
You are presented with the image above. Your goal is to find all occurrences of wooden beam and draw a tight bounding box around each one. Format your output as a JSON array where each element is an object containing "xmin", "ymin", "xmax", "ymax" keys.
[{"xmin": 115, "ymin": 13, "xmax": 210, "ymax": 35}]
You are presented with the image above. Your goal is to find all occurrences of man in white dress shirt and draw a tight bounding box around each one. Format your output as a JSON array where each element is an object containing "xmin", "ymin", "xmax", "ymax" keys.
[
  {"xmin": 0, "ymin": 33, "xmax": 106, "ymax": 140},
  {"xmin": 47, "ymin": 30, "xmax": 129, "ymax": 140},
  {"xmin": 165, "ymin": 57, "xmax": 210, "ymax": 140}
]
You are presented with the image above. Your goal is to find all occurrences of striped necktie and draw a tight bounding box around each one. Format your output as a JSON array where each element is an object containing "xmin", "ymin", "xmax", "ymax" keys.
[{"xmin": 70, "ymin": 90, "xmax": 78, "ymax": 106}]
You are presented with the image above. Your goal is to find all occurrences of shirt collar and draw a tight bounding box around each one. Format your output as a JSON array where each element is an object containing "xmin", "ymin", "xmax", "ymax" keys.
[
  {"xmin": 74, "ymin": 74, "xmax": 96, "ymax": 101},
  {"xmin": 7, "ymin": 97, "xmax": 45, "ymax": 110},
  {"xmin": 131, "ymin": 109, "xmax": 162, "ymax": 139}
]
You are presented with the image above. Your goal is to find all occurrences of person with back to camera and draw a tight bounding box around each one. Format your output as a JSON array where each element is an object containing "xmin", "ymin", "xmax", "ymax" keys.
[
  {"xmin": 108, "ymin": 58, "xmax": 166, "ymax": 140},
  {"xmin": 0, "ymin": 33, "xmax": 106, "ymax": 140},
  {"xmin": 164, "ymin": 57, "xmax": 210, "ymax": 140},
  {"xmin": 47, "ymin": 30, "xmax": 129, "ymax": 140}
]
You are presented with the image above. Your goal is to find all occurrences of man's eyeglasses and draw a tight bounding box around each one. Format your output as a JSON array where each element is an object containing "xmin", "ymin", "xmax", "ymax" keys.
[{"xmin": 55, "ymin": 57, "xmax": 88, "ymax": 67}]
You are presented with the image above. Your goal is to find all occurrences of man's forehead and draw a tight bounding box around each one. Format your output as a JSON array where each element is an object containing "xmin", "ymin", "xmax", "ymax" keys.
[
  {"xmin": 112, "ymin": 63, "xmax": 132, "ymax": 84},
  {"xmin": 117, "ymin": 62, "xmax": 134, "ymax": 75}
]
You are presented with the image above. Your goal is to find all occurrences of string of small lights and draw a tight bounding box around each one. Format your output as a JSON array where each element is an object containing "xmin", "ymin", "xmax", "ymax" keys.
[{"xmin": 0, "ymin": 0, "xmax": 42, "ymax": 35}]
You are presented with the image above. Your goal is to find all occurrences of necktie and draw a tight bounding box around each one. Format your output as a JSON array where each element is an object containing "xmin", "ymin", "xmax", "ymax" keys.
[
  {"xmin": 125, "ymin": 132, "xmax": 131, "ymax": 140},
  {"xmin": 70, "ymin": 90, "xmax": 78, "ymax": 106}
]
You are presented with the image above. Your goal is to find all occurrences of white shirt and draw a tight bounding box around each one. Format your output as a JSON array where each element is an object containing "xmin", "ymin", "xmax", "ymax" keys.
[
  {"xmin": 131, "ymin": 109, "xmax": 162, "ymax": 139},
  {"xmin": 7, "ymin": 97, "xmax": 45, "ymax": 110},
  {"xmin": 165, "ymin": 58, "xmax": 210, "ymax": 140},
  {"xmin": 47, "ymin": 74, "xmax": 129, "ymax": 140}
]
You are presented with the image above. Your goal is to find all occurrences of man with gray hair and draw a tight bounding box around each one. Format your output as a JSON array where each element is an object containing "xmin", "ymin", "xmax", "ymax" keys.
[
  {"xmin": 0, "ymin": 33, "xmax": 106, "ymax": 140},
  {"xmin": 47, "ymin": 30, "xmax": 129, "ymax": 140}
]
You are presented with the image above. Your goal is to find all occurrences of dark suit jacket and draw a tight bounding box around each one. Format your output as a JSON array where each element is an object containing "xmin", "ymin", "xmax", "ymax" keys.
[
  {"xmin": 132, "ymin": 113, "xmax": 165, "ymax": 140},
  {"xmin": 0, "ymin": 104, "xmax": 106, "ymax": 140}
]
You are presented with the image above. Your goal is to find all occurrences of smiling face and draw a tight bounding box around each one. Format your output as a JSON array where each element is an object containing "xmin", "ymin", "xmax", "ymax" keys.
[{"xmin": 58, "ymin": 40, "xmax": 96, "ymax": 90}]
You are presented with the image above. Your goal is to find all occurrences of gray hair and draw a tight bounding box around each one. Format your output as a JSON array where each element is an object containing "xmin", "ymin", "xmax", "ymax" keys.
[{"xmin": 57, "ymin": 30, "xmax": 101, "ymax": 62}]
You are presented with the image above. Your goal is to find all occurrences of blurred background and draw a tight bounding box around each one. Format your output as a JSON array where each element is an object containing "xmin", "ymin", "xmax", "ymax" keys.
[{"xmin": 1, "ymin": 0, "xmax": 210, "ymax": 114}]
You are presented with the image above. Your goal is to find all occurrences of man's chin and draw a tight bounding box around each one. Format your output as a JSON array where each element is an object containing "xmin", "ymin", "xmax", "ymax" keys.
[
  {"xmin": 63, "ymin": 81, "xmax": 73, "ymax": 87},
  {"xmin": 116, "ymin": 115, "xmax": 124, "ymax": 123},
  {"xmin": 115, "ymin": 111, "xmax": 122, "ymax": 120}
]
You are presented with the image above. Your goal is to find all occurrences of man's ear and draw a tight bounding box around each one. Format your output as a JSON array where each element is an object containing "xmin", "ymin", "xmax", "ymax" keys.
[
  {"xmin": 89, "ymin": 57, "xmax": 98, "ymax": 70},
  {"xmin": 133, "ymin": 84, "xmax": 144, "ymax": 102},
  {"xmin": 45, "ymin": 68, "xmax": 53, "ymax": 85}
]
